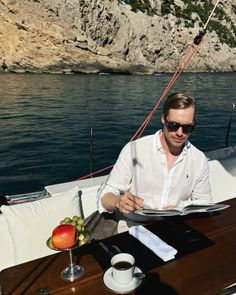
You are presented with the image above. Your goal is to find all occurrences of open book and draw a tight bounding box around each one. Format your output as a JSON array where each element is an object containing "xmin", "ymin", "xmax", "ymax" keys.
[{"xmin": 134, "ymin": 203, "xmax": 230, "ymax": 217}]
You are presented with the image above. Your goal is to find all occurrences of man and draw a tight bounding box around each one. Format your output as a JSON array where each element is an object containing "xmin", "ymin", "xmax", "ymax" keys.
[{"xmin": 96, "ymin": 92, "xmax": 212, "ymax": 229}]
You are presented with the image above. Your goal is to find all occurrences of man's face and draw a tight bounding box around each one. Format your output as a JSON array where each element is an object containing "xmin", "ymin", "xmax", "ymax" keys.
[{"xmin": 161, "ymin": 106, "xmax": 195, "ymax": 149}]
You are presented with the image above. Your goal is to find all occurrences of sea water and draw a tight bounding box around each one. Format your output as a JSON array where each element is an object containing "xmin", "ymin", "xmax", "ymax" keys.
[{"xmin": 0, "ymin": 72, "xmax": 235, "ymax": 195}]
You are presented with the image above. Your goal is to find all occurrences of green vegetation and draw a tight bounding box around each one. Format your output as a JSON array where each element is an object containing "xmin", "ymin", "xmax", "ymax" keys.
[
  {"xmin": 160, "ymin": 0, "xmax": 236, "ymax": 48},
  {"xmin": 160, "ymin": 0, "xmax": 174, "ymax": 15},
  {"xmin": 120, "ymin": 0, "xmax": 235, "ymax": 47},
  {"xmin": 120, "ymin": 0, "xmax": 156, "ymax": 16},
  {"xmin": 209, "ymin": 20, "xmax": 236, "ymax": 48}
]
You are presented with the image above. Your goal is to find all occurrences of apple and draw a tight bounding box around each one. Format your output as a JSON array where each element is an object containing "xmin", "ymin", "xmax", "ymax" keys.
[{"xmin": 51, "ymin": 224, "xmax": 77, "ymax": 249}]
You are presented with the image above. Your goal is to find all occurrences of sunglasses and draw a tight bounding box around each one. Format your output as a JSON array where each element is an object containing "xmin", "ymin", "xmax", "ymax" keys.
[{"xmin": 164, "ymin": 117, "xmax": 195, "ymax": 134}]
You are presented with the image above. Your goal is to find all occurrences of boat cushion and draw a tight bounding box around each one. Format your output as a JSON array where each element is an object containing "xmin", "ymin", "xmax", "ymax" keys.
[
  {"xmin": 1, "ymin": 186, "xmax": 81, "ymax": 265},
  {"xmin": 0, "ymin": 214, "xmax": 15, "ymax": 270}
]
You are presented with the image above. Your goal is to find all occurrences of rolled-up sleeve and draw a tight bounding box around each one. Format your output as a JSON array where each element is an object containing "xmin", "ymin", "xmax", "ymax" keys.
[
  {"xmin": 96, "ymin": 182, "xmax": 121, "ymax": 213},
  {"xmin": 96, "ymin": 143, "xmax": 133, "ymax": 213},
  {"xmin": 191, "ymin": 153, "xmax": 213, "ymax": 204}
]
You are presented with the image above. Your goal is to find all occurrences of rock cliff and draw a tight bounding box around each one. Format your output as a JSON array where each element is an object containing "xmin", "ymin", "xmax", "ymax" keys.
[{"xmin": 0, "ymin": 0, "xmax": 235, "ymax": 74}]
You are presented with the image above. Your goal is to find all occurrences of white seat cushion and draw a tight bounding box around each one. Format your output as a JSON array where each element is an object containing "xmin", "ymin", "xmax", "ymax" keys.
[
  {"xmin": 0, "ymin": 214, "xmax": 15, "ymax": 271},
  {"xmin": 1, "ymin": 186, "xmax": 81, "ymax": 265},
  {"xmin": 45, "ymin": 181, "xmax": 101, "ymax": 218},
  {"xmin": 208, "ymin": 160, "xmax": 236, "ymax": 203},
  {"xmin": 80, "ymin": 185, "xmax": 100, "ymax": 218}
]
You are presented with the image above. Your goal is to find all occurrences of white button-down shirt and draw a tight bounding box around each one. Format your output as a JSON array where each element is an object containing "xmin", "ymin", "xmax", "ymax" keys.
[{"xmin": 97, "ymin": 130, "xmax": 212, "ymax": 213}]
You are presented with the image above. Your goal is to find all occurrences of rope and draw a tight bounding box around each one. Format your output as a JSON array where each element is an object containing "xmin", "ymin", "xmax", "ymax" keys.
[
  {"xmin": 130, "ymin": 38, "xmax": 203, "ymax": 141},
  {"xmin": 132, "ymin": 0, "xmax": 221, "ymax": 141},
  {"xmin": 77, "ymin": 164, "xmax": 113, "ymax": 180},
  {"xmin": 203, "ymin": 0, "xmax": 221, "ymax": 31},
  {"xmin": 76, "ymin": 0, "xmax": 220, "ymax": 181}
]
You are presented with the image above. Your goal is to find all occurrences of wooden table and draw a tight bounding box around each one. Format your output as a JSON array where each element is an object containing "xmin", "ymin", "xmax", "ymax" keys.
[{"xmin": 1, "ymin": 198, "xmax": 236, "ymax": 295}]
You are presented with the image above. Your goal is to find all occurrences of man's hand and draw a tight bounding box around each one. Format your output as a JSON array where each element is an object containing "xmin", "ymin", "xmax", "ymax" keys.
[{"xmin": 115, "ymin": 192, "xmax": 143, "ymax": 214}]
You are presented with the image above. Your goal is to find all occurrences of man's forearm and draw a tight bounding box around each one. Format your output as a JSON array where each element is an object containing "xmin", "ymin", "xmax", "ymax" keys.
[
  {"xmin": 101, "ymin": 192, "xmax": 120, "ymax": 211},
  {"xmin": 101, "ymin": 191, "xmax": 144, "ymax": 213}
]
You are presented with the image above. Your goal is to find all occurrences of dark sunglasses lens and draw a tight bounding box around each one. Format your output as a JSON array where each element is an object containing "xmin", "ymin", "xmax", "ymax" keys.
[
  {"xmin": 166, "ymin": 121, "xmax": 194, "ymax": 133},
  {"xmin": 183, "ymin": 125, "xmax": 194, "ymax": 133},
  {"xmin": 168, "ymin": 122, "xmax": 179, "ymax": 132}
]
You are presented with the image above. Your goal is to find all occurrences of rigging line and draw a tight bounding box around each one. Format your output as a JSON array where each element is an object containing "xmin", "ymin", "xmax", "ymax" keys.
[
  {"xmin": 77, "ymin": 164, "xmax": 113, "ymax": 180},
  {"xmin": 129, "ymin": 0, "xmax": 221, "ymax": 141},
  {"xmin": 130, "ymin": 39, "xmax": 203, "ymax": 141},
  {"xmin": 203, "ymin": 0, "xmax": 221, "ymax": 31},
  {"xmin": 226, "ymin": 103, "xmax": 235, "ymax": 147},
  {"xmin": 130, "ymin": 71, "xmax": 180, "ymax": 141},
  {"xmin": 130, "ymin": 66, "xmax": 184, "ymax": 141},
  {"xmin": 89, "ymin": 115, "xmax": 93, "ymax": 178}
]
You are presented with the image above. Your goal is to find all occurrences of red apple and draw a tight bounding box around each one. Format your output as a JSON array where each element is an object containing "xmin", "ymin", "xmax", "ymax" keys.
[{"xmin": 51, "ymin": 224, "xmax": 76, "ymax": 249}]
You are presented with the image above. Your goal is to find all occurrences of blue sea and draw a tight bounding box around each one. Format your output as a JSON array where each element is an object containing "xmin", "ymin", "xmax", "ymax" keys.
[{"xmin": 0, "ymin": 72, "xmax": 235, "ymax": 196}]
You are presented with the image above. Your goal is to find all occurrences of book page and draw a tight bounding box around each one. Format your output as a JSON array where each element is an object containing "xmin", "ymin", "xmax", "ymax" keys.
[{"xmin": 135, "ymin": 203, "xmax": 230, "ymax": 216}]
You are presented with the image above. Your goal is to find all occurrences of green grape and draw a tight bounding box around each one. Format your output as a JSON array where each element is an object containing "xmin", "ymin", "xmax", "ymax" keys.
[
  {"xmin": 63, "ymin": 217, "xmax": 71, "ymax": 224},
  {"xmin": 71, "ymin": 221, "xmax": 77, "ymax": 226},
  {"xmin": 76, "ymin": 225, "xmax": 82, "ymax": 232},
  {"xmin": 79, "ymin": 240, "xmax": 86, "ymax": 246},
  {"xmin": 84, "ymin": 231, "xmax": 90, "ymax": 242},
  {"xmin": 60, "ymin": 220, "xmax": 67, "ymax": 224},
  {"xmin": 77, "ymin": 218, "xmax": 84, "ymax": 226},
  {"xmin": 72, "ymin": 215, "xmax": 79, "ymax": 222},
  {"xmin": 78, "ymin": 233, "xmax": 85, "ymax": 241}
]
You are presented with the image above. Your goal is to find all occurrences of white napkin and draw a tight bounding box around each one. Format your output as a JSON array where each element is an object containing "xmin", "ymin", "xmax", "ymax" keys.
[{"xmin": 129, "ymin": 225, "xmax": 177, "ymax": 262}]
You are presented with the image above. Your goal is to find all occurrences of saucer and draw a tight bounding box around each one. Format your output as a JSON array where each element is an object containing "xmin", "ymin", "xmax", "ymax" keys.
[{"xmin": 102, "ymin": 266, "xmax": 144, "ymax": 294}]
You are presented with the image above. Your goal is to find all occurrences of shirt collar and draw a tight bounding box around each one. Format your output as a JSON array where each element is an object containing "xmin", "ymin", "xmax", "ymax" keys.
[
  {"xmin": 155, "ymin": 130, "xmax": 164, "ymax": 153},
  {"xmin": 182, "ymin": 140, "xmax": 191, "ymax": 155}
]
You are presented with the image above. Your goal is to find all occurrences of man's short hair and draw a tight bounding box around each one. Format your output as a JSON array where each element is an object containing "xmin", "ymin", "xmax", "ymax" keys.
[{"xmin": 163, "ymin": 92, "xmax": 196, "ymax": 118}]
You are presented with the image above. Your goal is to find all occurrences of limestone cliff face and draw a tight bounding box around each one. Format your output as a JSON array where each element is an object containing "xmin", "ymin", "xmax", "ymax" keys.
[{"xmin": 0, "ymin": 0, "xmax": 235, "ymax": 74}]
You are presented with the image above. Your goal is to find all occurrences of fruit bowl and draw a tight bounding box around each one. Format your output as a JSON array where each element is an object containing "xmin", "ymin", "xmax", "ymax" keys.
[
  {"xmin": 46, "ymin": 228, "xmax": 91, "ymax": 251},
  {"xmin": 46, "ymin": 216, "xmax": 90, "ymax": 282}
]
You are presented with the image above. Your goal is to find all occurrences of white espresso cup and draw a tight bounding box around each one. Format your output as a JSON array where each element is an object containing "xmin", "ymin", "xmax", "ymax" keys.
[{"xmin": 110, "ymin": 253, "xmax": 135, "ymax": 285}]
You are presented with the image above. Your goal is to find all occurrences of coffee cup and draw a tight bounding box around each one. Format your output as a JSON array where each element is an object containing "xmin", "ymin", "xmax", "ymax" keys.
[{"xmin": 110, "ymin": 253, "xmax": 135, "ymax": 285}]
